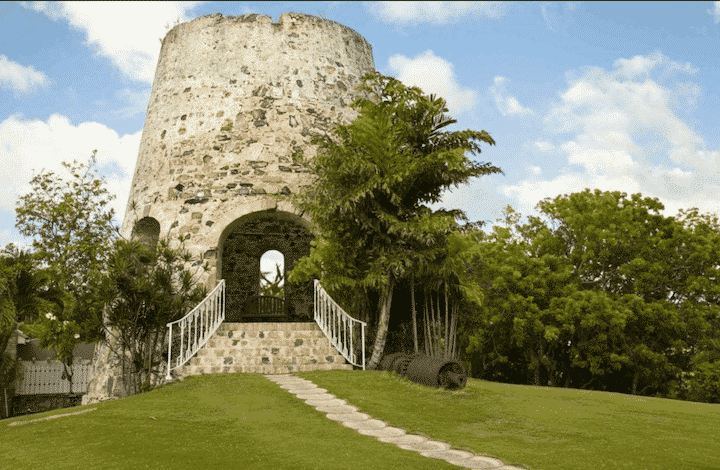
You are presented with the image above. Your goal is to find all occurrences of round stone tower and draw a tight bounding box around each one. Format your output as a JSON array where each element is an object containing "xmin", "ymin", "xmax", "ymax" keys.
[{"xmin": 122, "ymin": 12, "xmax": 375, "ymax": 321}]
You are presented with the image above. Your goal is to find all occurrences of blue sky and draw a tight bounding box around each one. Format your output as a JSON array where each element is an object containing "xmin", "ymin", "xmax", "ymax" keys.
[{"xmin": 2, "ymin": 1, "xmax": 720, "ymax": 262}]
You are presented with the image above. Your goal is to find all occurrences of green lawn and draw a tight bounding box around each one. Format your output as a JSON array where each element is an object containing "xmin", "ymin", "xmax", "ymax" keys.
[
  {"xmin": 2, "ymin": 370, "xmax": 719, "ymax": 470},
  {"xmin": 299, "ymin": 370, "xmax": 720, "ymax": 470}
]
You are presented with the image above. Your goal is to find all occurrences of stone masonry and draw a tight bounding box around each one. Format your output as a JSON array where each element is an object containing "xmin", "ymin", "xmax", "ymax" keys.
[
  {"xmin": 83, "ymin": 12, "xmax": 376, "ymax": 405},
  {"xmin": 120, "ymin": 11, "xmax": 375, "ymax": 289}
]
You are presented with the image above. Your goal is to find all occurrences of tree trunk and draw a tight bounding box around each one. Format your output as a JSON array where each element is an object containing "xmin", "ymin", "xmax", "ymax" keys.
[
  {"xmin": 430, "ymin": 290, "xmax": 438, "ymax": 356},
  {"xmin": 423, "ymin": 292, "xmax": 431, "ymax": 356},
  {"xmin": 62, "ymin": 356, "xmax": 74, "ymax": 394},
  {"xmin": 158, "ymin": 328, "xmax": 168, "ymax": 379},
  {"xmin": 366, "ymin": 279, "xmax": 394, "ymax": 370},
  {"xmin": 444, "ymin": 283, "xmax": 449, "ymax": 359},
  {"xmin": 410, "ymin": 274, "xmax": 418, "ymax": 354},
  {"xmin": 449, "ymin": 303, "xmax": 457, "ymax": 359},
  {"xmin": 146, "ymin": 327, "xmax": 159, "ymax": 388},
  {"xmin": 632, "ymin": 370, "xmax": 639, "ymax": 395}
]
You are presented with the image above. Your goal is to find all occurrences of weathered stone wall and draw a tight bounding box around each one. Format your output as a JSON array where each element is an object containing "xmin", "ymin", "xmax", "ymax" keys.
[
  {"xmin": 81, "ymin": 316, "xmax": 173, "ymax": 406},
  {"xmin": 86, "ymin": 12, "xmax": 375, "ymax": 404},
  {"xmin": 121, "ymin": 12, "xmax": 376, "ymax": 291},
  {"xmin": 221, "ymin": 210, "xmax": 313, "ymax": 321}
]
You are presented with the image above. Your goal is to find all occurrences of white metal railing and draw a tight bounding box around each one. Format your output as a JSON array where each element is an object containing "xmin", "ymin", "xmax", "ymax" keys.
[
  {"xmin": 314, "ymin": 280, "xmax": 366, "ymax": 370},
  {"xmin": 166, "ymin": 279, "xmax": 225, "ymax": 379}
]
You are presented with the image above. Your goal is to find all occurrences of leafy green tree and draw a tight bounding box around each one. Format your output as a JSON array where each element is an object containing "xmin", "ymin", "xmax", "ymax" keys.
[
  {"xmin": 466, "ymin": 190, "xmax": 720, "ymax": 400},
  {"xmin": 412, "ymin": 231, "xmax": 486, "ymax": 360},
  {"xmin": 99, "ymin": 236, "xmax": 207, "ymax": 396},
  {"xmin": 465, "ymin": 214, "xmax": 580, "ymax": 386},
  {"xmin": 531, "ymin": 189, "xmax": 682, "ymax": 302},
  {"xmin": 0, "ymin": 257, "xmax": 22, "ymax": 394},
  {"xmin": 1, "ymin": 249, "xmax": 76, "ymax": 393},
  {"xmin": 529, "ymin": 190, "xmax": 717, "ymax": 395},
  {"xmin": 671, "ymin": 208, "xmax": 720, "ymax": 402},
  {"xmin": 288, "ymin": 72, "xmax": 502, "ymax": 369},
  {"xmin": 15, "ymin": 150, "xmax": 119, "ymax": 344}
]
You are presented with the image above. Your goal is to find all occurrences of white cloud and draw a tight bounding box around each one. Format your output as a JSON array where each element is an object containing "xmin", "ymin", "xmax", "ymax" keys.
[
  {"xmin": 540, "ymin": 1, "xmax": 577, "ymax": 32},
  {"xmin": 505, "ymin": 51, "xmax": 720, "ymax": 220},
  {"xmin": 23, "ymin": 1, "xmax": 201, "ymax": 83},
  {"xmin": 613, "ymin": 50, "xmax": 698, "ymax": 80},
  {"xmin": 529, "ymin": 165, "xmax": 541, "ymax": 175},
  {"xmin": 0, "ymin": 55, "xmax": 50, "ymax": 93},
  {"xmin": 366, "ymin": 1, "xmax": 511, "ymax": 24},
  {"xmin": 0, "ymin": 114, "xmax": 141, "ymax": 228},
  {"xmin": 535, "ymin": 141, "xmax": 555, "ymax": 152},
  {"xmin": 540, "ymin": 2, "xmax": 559, "ymax": 31},
  {"xmin": 709, "ymin": 1, "xmax": 720, "ymax": 24},
  {"xmin": 113, "ymin": 88, "xmax": 151, "ymax": 119},
  {"xmin": 490, "ymin": 76, "xmax": 534, "ymax": 116},
  {"xmin": 387, "ymin": 50, "xmax": 478, "ymax": 116}
]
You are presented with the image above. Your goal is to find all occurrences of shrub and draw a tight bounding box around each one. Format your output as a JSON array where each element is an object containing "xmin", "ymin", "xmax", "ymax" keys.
[{"xmin": 686, "ymin": 360, "xmax": 720, "ymax": 403}]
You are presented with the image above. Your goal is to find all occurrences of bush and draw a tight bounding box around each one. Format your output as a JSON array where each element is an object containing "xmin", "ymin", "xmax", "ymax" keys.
[{"xmin": 686, "ymin": 360, "xmax": 720, "ymax": 404}]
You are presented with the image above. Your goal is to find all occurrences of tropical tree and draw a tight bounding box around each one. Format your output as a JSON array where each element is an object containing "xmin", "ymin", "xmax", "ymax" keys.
[
  {"xmin": 15, "ymin": 150, "xmax": 119, "ymax": 344},
  {"xmin": 411, "ymin": 230, "xmax": 485, "ymax": 360},
  {"xmin": 260, "ymin": 264, "xmax": 284, "ymax": 298},
  {"xmin": 0, "ymin": 256, "xmax": 22, "ymax": 395},
  {"xmin": 1, "ymin": 249, "xmax": 75, "ymax": 393},
  {"xmin": 288, "ymin": 71, "xmax": 502, "ymax": 369},
  {"xmin": 465, "ymin": 190, "xmax": 720, "ymax": 400},
  {"xmin": 98, "ymin": 236, "xmax": 207, "ymax": 396}
]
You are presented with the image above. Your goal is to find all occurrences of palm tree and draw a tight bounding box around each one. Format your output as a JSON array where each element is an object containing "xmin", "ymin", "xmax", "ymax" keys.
[
  {"xmin": 0, "ymin": 250, "xmax": 74, "ymax": 391},
  {"xmin": 260, "ymin": 264, "xmax": 284, "ymax": 298}
]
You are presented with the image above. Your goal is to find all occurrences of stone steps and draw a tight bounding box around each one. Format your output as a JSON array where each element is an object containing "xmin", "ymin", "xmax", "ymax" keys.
[{"xmin": 173, "ymin": 322, "xmax": 352, "ymax": 379}]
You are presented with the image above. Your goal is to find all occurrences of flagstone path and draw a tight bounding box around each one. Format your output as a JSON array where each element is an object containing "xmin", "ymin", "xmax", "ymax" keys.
[{"xmin": 264, "ymin": 374, "xmax": 530, "ymax": 469}]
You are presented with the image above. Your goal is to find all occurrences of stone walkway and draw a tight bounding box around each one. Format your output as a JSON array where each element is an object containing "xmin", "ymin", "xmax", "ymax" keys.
[{"xmin": 264, "ymin": 374, "xmax": 529, "ymax": 469}]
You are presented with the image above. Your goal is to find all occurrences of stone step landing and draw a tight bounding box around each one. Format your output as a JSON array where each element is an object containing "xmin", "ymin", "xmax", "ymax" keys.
[{"xmin": 174, "ymin": 322, "xmax": 352, "ymax": 378}]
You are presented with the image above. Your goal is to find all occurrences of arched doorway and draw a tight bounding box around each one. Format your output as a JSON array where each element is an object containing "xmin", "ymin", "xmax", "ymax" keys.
[{"xmin": 219, "ymin": 210, "xmax": 313, "ymax": 322}]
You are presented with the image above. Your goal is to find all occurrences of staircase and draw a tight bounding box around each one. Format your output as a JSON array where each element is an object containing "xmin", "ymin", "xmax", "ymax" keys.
[{"xmin": 171, "ymin": 322, "xmax": 352, "ymax": 380}]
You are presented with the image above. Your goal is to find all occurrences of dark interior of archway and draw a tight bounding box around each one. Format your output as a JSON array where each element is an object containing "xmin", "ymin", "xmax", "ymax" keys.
[
  {"xmin": 222, "ymin": 213, "xmax": 313, "ymax": 322},
  {"xmin": 132, "ymin": 217, "xmax": 160, "ymax": 249}
]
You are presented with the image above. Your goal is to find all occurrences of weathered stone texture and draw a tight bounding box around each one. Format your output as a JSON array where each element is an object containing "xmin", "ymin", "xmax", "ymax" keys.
[
  {"xmin": 120, "ymin": 12, "xmax": 375, "ymax": 285},
  {"xmin": 87, "ymin": 12, "xmax": 375, "ymax": 404}
]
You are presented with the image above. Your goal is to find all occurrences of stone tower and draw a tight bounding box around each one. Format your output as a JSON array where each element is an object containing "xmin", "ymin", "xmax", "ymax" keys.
[
  {"xmin": 122, "ymin": 12, "xmax": 375, "ymax": 321},
  {"xmin": 82, "ymin": 13, "xmax": 374, "ymax": 405}
]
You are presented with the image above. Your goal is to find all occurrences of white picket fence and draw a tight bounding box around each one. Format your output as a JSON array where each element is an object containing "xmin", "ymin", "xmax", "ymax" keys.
[{"xmin": 14, "ymin": 361, "xmax": 92, "ymax": 395}]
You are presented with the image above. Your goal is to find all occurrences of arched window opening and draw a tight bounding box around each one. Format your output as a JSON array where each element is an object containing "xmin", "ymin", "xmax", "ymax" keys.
[
  {"xmin": 131, "ymin": 217, "xmax": 160, "ymax": 249},
  {"xmin": 260, "ymin": 250, "xmax": 284, "ymax": 299}
]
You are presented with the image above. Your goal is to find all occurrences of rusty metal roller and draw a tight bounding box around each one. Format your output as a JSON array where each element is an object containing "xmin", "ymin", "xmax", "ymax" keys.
[
  {"xmin": 392, "ymin": 354, "xmax": 414, "ymax": 377},
  {"xmin": 405, "ymin": 354, "xmax": 468, "ymax": 390},
  {"xmin": 379, "ymin": 353, "xmax": 408, "ymax": 372}
]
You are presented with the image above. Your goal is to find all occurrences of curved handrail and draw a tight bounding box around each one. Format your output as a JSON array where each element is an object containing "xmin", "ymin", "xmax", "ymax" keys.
[
  {"xmin": 166, "ymin": 279, "xmax": 225, "ymax": 379},
  {"xmin": 314, "ymin": 280, "xmax": 366, "ymax": 370}
]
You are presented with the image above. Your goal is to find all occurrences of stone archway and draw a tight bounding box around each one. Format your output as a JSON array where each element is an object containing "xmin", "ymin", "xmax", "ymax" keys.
[
  {"xmin": 131, "ymin": 217, "xmax": 160, "ymax": 248},
  {"xmin": 219, "ymin": 210, "xmax": 313, "ymax": 322}
]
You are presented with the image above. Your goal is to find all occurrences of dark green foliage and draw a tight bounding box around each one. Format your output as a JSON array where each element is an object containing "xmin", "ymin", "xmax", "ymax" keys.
[
  {"xmin": 1, "ymin": 249, "xmax": 75, "ymax": 391},
  {"xmin": 462, "ymin": 190, "xmax": 720, "ymax": 403},
  {"xmin": 99, "ymin": 236, "xmax": 207, "ymax": 396},
  {"xmin": 685, "ymin": 360, "xmax": 720, "ymax": 403},
  {"xmin": 260, "ymin": 263, "xmax": 284, "ymax": 298},
  {"xmin": 288, "ymin": 72, "xmax": 502, "ymax": 369},
  {"xmin": 14, "ymin": 150, "xmax": 120, "ymax": 345}
]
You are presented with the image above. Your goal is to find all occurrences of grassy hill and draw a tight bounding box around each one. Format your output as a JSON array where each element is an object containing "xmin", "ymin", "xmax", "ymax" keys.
[{"xmin": 2, "ymin": 370, "xmax": 718, "ymax": 470}]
